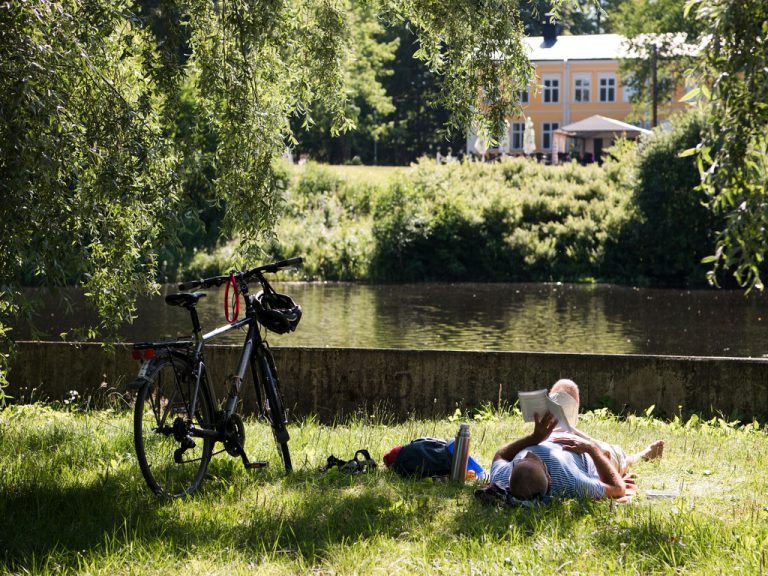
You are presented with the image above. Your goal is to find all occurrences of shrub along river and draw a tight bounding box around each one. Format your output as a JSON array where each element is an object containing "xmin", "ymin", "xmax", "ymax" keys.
[{"xmin": 16, "ymin": 283, "xmax": 768, "ymax": 358}]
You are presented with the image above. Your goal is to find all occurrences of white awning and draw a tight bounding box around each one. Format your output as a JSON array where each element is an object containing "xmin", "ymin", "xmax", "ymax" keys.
[{"xmin": 555, "ymin": 115, "xmax": 651, "ymax": 137}]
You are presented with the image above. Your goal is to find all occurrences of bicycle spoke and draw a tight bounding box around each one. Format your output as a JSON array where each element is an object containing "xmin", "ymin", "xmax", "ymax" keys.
[{"xmin": 134, "ymin": 354, "xmax": 214, "ymax": 498}]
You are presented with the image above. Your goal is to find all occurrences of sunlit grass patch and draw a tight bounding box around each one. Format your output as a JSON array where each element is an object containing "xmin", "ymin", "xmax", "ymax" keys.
[{"xmin": 1, "ymin": 403, "xmax": 766, "ymax": 574}]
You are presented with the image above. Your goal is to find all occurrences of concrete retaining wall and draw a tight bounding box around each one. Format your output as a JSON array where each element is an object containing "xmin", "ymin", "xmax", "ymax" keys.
[{"xmin": 7, "ymin": 341, "xmax": 768, "ymax": 421}]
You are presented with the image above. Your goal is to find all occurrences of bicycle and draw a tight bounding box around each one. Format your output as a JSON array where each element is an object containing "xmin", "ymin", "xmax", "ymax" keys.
[{"xmin": 127, "ymin": 257, "xmax": 302, "ymax": 498}]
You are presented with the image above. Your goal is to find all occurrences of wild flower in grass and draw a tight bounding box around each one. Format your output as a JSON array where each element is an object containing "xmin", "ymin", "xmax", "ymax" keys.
[{"xmin": 62, "ymin": 389, "xmax": 81, "ymax": 411}]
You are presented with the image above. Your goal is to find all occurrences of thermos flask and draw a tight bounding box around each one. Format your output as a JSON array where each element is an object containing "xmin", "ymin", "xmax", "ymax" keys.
[{"xmin": 450, "ymin": 423, "xmax": 470, "ymax": 482}]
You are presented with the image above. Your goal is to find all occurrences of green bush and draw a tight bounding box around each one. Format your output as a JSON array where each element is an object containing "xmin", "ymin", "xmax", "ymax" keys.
[
  {"xmin": 198, "ymin": 143, "xmax": 729, "ymax": 287},
  {"xmin": 366, "ymin": 158, "xmax": 632, "ymax": 282},
  {"xmin": 178, "ymin": 127, "xmax": 726, "ymax": 287},
  {"xmin": 604, "ymin": 110, "xmax": 724, "ymax": 286},
  {"xmin": 264, "ymin": 157, "xmax": 637, "ymax": 283},
  {"xmin": 271, "ymin": 163, "xmax": 377, "ymax": 280}
]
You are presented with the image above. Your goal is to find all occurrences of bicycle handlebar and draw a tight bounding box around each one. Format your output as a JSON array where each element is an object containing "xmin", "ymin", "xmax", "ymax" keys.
[{"xmin": 177, "ymin": 257, "xmax": 303, "ymax": 291}]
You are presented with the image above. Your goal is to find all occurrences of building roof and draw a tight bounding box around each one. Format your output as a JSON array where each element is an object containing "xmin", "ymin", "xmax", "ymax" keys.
[
  {"xmin": 523, "ymin": 32, "xmax": 700, "ymax": 61},
  {"xmin": 556, "ymin": 115, "xmax": 652, "ymax": 136},
  {"xmin": 524, "ymin": 34, "xmax": 629, "ymax": 61}
]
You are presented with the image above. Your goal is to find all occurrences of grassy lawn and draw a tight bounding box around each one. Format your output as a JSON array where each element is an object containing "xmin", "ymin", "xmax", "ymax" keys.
[
  {"xmin": 286, "ymin": 163, "xmax": 409, "ymax": 189},
  {"xmin": 1, "ymin": 403, "xmax": 766, "ymax": 574}
]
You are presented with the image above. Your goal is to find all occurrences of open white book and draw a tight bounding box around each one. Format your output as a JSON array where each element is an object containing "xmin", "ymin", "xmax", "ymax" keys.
[{"xmin": 518, "ymin": 389, "xmax": 578, "ymax": 432}]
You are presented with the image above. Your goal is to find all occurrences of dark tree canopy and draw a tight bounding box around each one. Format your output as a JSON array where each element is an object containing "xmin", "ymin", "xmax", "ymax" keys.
[{"xmin": 0, "ymin": 0, "xmax": 550, "ymax": 348}]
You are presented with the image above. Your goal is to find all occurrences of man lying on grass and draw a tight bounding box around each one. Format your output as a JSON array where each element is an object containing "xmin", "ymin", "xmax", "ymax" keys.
[{"xmin": 491, "ymin": 379, "xmax": 664, "ymax": 501}]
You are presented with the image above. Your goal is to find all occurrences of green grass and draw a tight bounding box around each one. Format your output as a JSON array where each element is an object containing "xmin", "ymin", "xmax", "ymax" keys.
[
  {"xmin": 286, "ymin": 163, "xmax": 408, "ymax": 189},
  {"xmin": 1, "ymin": 403, "xmax": 767, "ymax": 574}
]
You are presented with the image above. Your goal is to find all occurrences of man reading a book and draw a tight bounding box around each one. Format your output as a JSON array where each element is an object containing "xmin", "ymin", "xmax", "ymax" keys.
[{"xmin": 490, "ymin": 379, "xmax": 664, "ymax": 501}]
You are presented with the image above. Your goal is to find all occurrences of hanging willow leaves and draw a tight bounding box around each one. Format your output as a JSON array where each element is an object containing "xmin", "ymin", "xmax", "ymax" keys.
[{"xmin": 0, "ymin": 0, "xmax": 563, "ymax": 345}]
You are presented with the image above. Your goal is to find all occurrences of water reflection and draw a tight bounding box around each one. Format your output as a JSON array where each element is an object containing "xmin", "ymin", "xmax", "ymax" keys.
[{"xmin": 13, "ymin": 283, "xmax": 768, "ymax": 357}]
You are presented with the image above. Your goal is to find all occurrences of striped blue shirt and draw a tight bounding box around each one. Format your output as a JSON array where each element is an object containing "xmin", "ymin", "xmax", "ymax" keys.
[{"xmin": 490, "ymin": 441, "xmax": 605, "ymax": 500}]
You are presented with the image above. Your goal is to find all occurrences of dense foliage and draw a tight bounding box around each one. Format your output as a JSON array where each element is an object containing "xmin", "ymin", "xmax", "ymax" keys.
[
  {"xmin": 684, "ymin": 0, "xmax": 768, "ymax": 291},
  {"xmin": 264, "ymin": 158, "xmax": 636, "ymax": 283},
  {"xmin": 0, "ymin": 0, "xmax": 552, "ymax": 365},
  {"xmin": 258, "ymin": 117, "xmax": 726, "ymax": 288},
  {"xmin": 0, "ymin": 0, "xmax": 175, "ymax": 330},
  {"xmin": 287, "ymin": 1, "xmax": 399, "ymax": 165},
  {"xmin": 292, "ymin": 23, "xmax": 467, "ymax": 166},
  {"xmin": 604, "ymin": 110, "xmax": 723, "ymax": 286},
  {"xmin": 369, "ymin": 159, "xmax": 632, "ymax": 282}
]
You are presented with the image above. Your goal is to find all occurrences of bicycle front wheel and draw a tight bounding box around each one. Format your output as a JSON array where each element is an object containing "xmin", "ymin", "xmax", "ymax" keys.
[
  {"xmin": 266, "ymin": 383, "xmax": 293, "ymax": 472},
  {"xmin": 134, "ymin": 353, "xmax": 215, "ymax": 497},
  {"xmin": 263, "ymin": 368, "xmax": 292, "ymax": 472}
]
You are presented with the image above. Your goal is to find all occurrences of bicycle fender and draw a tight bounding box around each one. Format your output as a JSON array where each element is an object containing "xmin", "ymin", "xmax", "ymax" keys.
[
  {"xmin": 127, "ymin": 376, "xmax": 151, "ymax": 390},
  {"xmin": 127, "ymin": 359, "xmax": 155, "ymax": 390}
]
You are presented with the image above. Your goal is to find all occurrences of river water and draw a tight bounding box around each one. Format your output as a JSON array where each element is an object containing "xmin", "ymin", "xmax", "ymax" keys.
[{"xmin": 14, "ymin": 282, "xmax": 768, "ymax": 357}]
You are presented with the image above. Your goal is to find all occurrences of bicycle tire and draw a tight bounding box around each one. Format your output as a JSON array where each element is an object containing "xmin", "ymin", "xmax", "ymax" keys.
[
  {"xmin": 134, "ymin": 352, "xmax": 215, "ymax": 497},
  {"xmin": 262, "ymin": 365, "xmax": 292, "ymax": 472}
]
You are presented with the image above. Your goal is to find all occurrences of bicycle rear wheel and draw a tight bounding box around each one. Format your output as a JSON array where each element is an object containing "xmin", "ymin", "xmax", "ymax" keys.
[{"xmin": 134, "ymin": 353, "xmax": 215, "ymax": 497}]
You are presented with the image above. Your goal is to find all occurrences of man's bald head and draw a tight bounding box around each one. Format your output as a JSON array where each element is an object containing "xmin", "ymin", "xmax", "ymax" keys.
[{"xmin": 508, "ymin": 453, "xmax": 550, "ymax": 500}]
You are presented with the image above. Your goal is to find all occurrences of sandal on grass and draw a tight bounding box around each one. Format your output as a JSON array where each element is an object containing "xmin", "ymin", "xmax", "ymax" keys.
[{"xmin": 320, "ymin": 449, "xmax": 378, "ymax": 474}]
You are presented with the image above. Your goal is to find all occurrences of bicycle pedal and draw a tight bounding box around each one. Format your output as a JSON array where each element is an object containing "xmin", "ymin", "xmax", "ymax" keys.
[{"xmin": 245, "ymin": 460, "xmax": 269, "ymax": 470}]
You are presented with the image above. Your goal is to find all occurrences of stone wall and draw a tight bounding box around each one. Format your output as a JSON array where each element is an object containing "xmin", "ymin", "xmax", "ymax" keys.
[{"xmin": 7, "ymin": 341, "xmax": 768, "ymax": 421}]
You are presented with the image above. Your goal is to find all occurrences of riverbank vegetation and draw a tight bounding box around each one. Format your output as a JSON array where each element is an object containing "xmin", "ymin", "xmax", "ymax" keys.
[
  {"xmin": 271, "ymin": 156, "xmax": 634, "ymax": 283},
  {"xmin": 185, "ymin": 110, "xmax": 720, "ymax": 287},
  {"xmin": 2, "ymin": 403, "xmax": 766, "ymax": 574}
]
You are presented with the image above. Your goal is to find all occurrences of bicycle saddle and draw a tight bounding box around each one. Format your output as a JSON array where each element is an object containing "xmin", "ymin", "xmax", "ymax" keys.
[{"xmin": 165, "ymin": 292, "xmax": 207, "ymax": 308}]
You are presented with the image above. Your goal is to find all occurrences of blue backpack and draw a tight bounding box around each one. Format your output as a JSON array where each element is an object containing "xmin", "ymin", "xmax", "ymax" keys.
[{"xmin": 391, "ymin": 438, "xmax": 452, "ymax": 478}]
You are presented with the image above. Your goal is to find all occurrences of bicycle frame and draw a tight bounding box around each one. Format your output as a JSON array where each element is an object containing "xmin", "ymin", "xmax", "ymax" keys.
[{"xmin": 185, "ymin": 300, "xmax": 274, "ymax": 442}]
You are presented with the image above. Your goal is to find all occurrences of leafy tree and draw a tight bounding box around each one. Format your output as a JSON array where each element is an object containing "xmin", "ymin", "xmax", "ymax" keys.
[
  {"xmin": 683, "ymin": 0, "xmax": 768, "ymax": 291},
  {"xmin": 615, "ymin": 0, "xmax": 704, "ymax": 120},
  {"xmin": 375, "ymin": 24, "xmax": 466, "ymax": 165},
  {"xmin": 0, "ymin": 0, "xmax": 552, "ymax": 361},
  {"xmin": 295, "ymin": 22, "xmax": 468, "ymax": 166},
  {"xmin": 609, "ymin": 110, "xmax": 722, "ymax": 286},
  {"xmin": 0, "ymin": 0, "xmax": 176, "ymax": 331},
  {"xmin": 290, "ymin": 0, "xmax": 398, "ymax": 164}
]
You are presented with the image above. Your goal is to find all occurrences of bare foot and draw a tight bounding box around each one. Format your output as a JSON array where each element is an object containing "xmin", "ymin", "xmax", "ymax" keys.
[{"xmin": 640, "ymin": 440, "xmax": 664, "ymax": 461}]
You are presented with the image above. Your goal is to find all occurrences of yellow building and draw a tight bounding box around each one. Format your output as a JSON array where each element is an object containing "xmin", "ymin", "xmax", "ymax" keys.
[{"xmin": 467, "ymin": 28, "xmax": 690, "ymax": 162}]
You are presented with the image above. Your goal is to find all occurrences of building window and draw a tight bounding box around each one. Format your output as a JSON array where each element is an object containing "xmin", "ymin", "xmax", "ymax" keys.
[
  {"xmin": 511, "ymin": 122, "xmax": 525, "ymax": 150},
  {"xmin": 543, "ymin": 76, "xmax": 560, "ymax": 103},
  {"xmin": 599, "ymin": 75, "xmax": 616, "ymax": 102},
  {"xmin": 518, "ymin": 89, "xmax": 529, "ymax": 104},
  {"xmin": 542, "ymin": 122, "xmax": 559, "ymax": 150},
  {"xmin": 574, "ymin": 75, "xmax": 591, "ymax": 103}
]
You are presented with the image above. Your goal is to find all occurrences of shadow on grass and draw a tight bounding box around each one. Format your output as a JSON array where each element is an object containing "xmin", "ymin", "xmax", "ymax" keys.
[
  {"xmin": 1, "ymin": 465, "xmax": 423, "ymax": 570},
  {"xmin": 0, "ymin": 472, "xmax": 162, "ymax": 568},
  {"xmin": 589, "ymin": 504, "xmax": 729, "ymax": 572},
  {"xmin": 0, "ymin": 463, "xmax": 728, "ymax": 572},
  {"xmin": 2, "ymin": 465, "xmax": 531, "ymax": 569}
]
